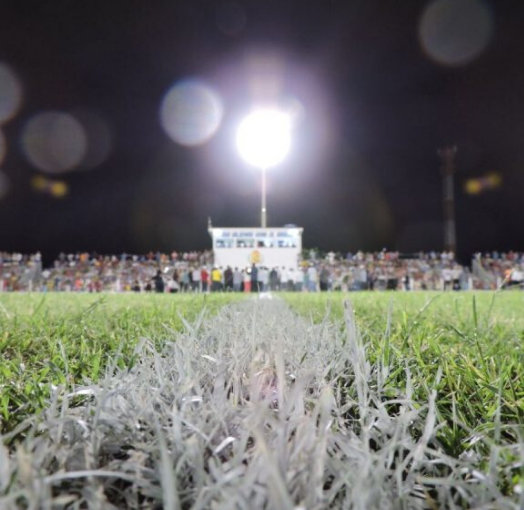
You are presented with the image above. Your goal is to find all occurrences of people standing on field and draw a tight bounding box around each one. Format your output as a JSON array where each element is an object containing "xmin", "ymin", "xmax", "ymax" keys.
[
  {"xmin": 224, "ymin": 266, "xmax": 234, "ymax": 291},
  {"xmin": 152, "ymin": 269, "xmax": 165, "ymax": 293},
  {"xmin": 250, "ymin": 264, "xmax": 258, "ymax": 292},
  {"xmin": 269, "ymin": 267, "xmax": 279, "ymax": 291},
  {"xmin": 258, "ymin": 266, "xmax": 269, "ymax": 292},
  {"xmin": 319, "ymin": 266, "xmax": 330, "ymax": 291},
  {"xmin": 211, "ymin": 267, "xmax": 222, "ymax": 292},
  {"xmin": 307, "ymin": 264, "xmax": 318, "ymax": 292},
  {"xmin": 233, "ymin": 267, "xmax": 243, "ymax": 292},
  {"xmin": 191, "ymin": 267, "xmax": 201, "ymax": 292},
  {"xmin": 201, "ymin": 267, "xmax": 209, "ymax": 293}
]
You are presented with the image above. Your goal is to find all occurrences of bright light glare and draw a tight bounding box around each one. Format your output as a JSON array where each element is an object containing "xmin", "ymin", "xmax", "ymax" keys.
[{"xmin": 236, "ymin": 110, "xmax": 291, "ymax": 169}]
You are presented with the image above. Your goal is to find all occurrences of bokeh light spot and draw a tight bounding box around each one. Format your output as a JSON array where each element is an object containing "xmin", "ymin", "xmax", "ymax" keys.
[
  {"xmin": 419, "ymin": 0, "xmax": 493, "ymax": 67},
  {"xmin": 31, "ymin": 175, "xmax": 48, "ymax": 192},
  {"xmin": 31, "ymin": 174, "xmax": 69, "ymax": 198},
  {"xmin": 464, "ymin": 172, "xmax": 502, "ymax": 195},
  {"xmin": 0, "ymin": 63, "xmax": 22, "ymax": 124},
  {"xmin": 486, "ymin": 172, "xmax": 502, "ymax": 188},
  {"xmin": 160, "ymin": 80, "xmax": 223, "ymax": 147},
  {"xmin": 0, "ymin": 170, "xmax": 9, "ymax": 200},
  {"xmin": 50, "ymin": 180, "xmax": 68, "ymax": 198},
  {"xmin": 22, "ymin": 112, "xmax": 87, "ymax": 174},
  {"xmin": 465, "ymin": 179, "xmax": 482, "ymax": 195},
  {"xmin": 216, "ymin": 2, "xmax": 247, "ymax": 36}
]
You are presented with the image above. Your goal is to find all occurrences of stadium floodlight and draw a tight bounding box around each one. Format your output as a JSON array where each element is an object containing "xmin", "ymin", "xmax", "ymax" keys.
[{"xmin": 236, "ymin": 110, "xmax": 291, "ymax": 228}]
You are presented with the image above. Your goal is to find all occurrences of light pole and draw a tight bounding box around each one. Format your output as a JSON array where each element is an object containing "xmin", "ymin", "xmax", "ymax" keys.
[
  {"xmin": 260, "ymin": 165, "xmax": 267, "ymax": 228},
  {"xmin": 236, "ymin": 110, "xmax": 291, "ymax": 228},
  {"xmin": 438, "ymin": 146, "xmax": 457, "ymax": 254}
]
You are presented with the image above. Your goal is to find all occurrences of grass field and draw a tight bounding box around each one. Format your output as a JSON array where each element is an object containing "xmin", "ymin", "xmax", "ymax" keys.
[
  {"xmin": 284, "ymin": 291, "xmax": 524, "ymax": 453},
  {"xmin": 1, "ymin": 290, "xmax": 524, "ymax": 508},
  {"xmin": 0, "ymin": 293, "xmax": 245, "ymax": 433}
]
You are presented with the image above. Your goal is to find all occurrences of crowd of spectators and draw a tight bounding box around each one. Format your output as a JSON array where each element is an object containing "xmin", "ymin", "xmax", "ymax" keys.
[{"xmin": 0, "ymin": 250, "xmax": 523, "ymax": 293}]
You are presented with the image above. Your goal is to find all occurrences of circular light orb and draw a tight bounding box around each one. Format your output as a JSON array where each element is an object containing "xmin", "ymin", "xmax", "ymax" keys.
[
  {"xmin": 236, "ymin": 110, "xmax": 291, "ymax": 169},
  {"xmin": 22, "ymin": 112, "xmax": 87, "ymax": 174},
  {"xmin": 31, "ymin": 175, "xmax": 48, "ymax": 192},
  {"xmin": 0, "ymin": 63, "xmax": 22, "ymax": 124},
  {"xmin": 419, "ymin": 0, "xmax": 493, "ymax": 67},
  {"xmin": 160, "ymin": 80, "xmax": 223, "ymax": 146},
  {"xmin": 465, "ymin": 178, "xmax": 482, "ymax": 195},
  {"xmin": 50, "ymin": 180, "xmax": 69, "ymax": 198}
]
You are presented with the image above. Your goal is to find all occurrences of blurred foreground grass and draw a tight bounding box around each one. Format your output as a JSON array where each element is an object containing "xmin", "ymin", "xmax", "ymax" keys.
[
  {"xmin": 284, "ymin": 290, "xmax": 524, "ymax": 457},
  {"xmin": 0, "ymin": 293, "xmax": 245, "ymax": 433}
]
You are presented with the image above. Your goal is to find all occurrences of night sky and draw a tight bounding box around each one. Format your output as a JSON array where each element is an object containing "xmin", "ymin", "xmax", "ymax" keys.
[{"xmin": 0, "ymin": 0, "xmax": 523, "ymax": 263}]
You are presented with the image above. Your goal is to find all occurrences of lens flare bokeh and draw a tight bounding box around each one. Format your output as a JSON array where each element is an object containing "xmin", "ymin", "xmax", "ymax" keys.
[
  {"xmin": 419, "ymin": 0, "xmax": 493, "ymax": 67},
  {"xmin": 0, "ymin": 62, "xmax": 22, "ymax": 124},
  {"xmin": 31, "ymin": 175, "xmax": 69, "ymax": 198},
  {"xmin": 22, "ymin": 112, "xmax": 87, "ymax": 174},
  {"xmin": 465, "ymin": 172, "xmax": 502, "ymax": 195},
  {"xmin": 160, "ymin": 80, "xmax": 223, "ymax": 147}
]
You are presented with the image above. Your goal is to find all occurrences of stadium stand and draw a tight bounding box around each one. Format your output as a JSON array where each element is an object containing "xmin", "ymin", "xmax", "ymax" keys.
[{"xmin": 1, "ymin": 250, "xmax": 523, "ymax": 292}]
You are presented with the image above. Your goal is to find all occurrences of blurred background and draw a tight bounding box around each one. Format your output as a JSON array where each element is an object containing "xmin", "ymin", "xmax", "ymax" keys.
[{"xmin": 0, "ymin": 0, "xmax": 522, "ymax": 263}]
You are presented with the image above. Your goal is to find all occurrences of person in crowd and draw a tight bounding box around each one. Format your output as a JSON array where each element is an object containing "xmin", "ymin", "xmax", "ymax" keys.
[
  {"xmin": 294, "ymin": 266, "xmax": 304, "ymax": 292},
  {"xmin": 319, "ymin": 265, "xmax": 330, "ymax": 292},
  {"xmin": 250, "ymin": 264, "xmax": 259, "ymax": 292},
  {"xmin": 233, "ymin": 267, "xmax": 243, "ymax": 292},
  {"xmin": 152, "ymin": 269, "xmax": 165, "ymax": 293},
  {"xmin": 307, "ymin": 264, "xmax": 318, "ymax": 292},
  {"xmin": 201, "ymin": 266, "xmax": 209, "ymax": 293},
  {"xmin": 168, "ymin": 276, "xmax": 180, "ymax": 293},
  {"xmin": 191, "ymin": 266, "xmax": 201, "ymax": 292},
  {"xmin": 224, "ymin": 266, "xmax": 234, "ymax": 291},
  {"xmin": 258, "ymin": 266, "xmax": 269, "ymax": 292},
  {"xmin": 269, "ymin": 267, "xmax": 279, "ymax": 291},
  {"xmin": 180, "ymin": 268, "xmax": 190, "ymax": 292},
  {"xmin": 211, "ymin": 267, "xmax": 222, "ymax": 292},
  {"xmin": 286, "ymin": 268, "xmax": 296, "ymax": 291}
]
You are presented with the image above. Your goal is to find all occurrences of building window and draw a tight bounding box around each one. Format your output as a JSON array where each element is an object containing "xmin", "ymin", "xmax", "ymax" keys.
[
  {"xmin": 237, "ymin": 239, "xmax": 255, "ymax": 248},
  {"xmin": 215, "ymin": 239, "xmax": 234, "ymax": 248}
]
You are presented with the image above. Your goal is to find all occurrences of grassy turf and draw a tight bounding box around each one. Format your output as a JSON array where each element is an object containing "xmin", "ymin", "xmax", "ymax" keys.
[
  {"xmin": 2, "ymin": 290, "xmax": 524, "ymax": 506},
  {"xmin": 0, "ymin": 293, "xmax": 246, "ymax": 433},
  {"xmin": 283, "ymin": 290, "xmax": 524, "ymax": 460}
]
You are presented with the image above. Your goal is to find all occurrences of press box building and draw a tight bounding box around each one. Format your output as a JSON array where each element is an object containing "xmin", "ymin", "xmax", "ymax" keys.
[{"xmin": 208, "ymin": 224, "xmax": 303, "ymax": 270}]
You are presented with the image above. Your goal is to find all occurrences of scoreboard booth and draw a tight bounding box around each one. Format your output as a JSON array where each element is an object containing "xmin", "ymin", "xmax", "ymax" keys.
[{"xmin": 209, "ymin": 226, "xmax": 303, "ymax": 270}]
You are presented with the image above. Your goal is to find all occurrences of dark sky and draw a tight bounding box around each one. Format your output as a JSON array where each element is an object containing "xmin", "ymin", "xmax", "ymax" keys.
[{"xmin": 0, "ymin": 0, "xmax": 523, "ymax": 262}]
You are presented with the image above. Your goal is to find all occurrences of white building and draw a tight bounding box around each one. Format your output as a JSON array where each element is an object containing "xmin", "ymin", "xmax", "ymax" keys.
[{"xmin": 209, "ymin": 226, "xmax": 303, "ymax": 270}]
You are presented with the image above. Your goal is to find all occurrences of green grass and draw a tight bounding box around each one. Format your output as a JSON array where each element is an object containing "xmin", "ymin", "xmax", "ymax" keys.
[
  {"xmin": 2, "ymin": 290, "xmax": 524, "ymax": 507},
  {"xmin": 283, "ymin": 290, "xmax": 524, "ymax": 459},
  {"xmin": 0, "ymin": 293, "xmax": 246, "ymax": 433}
]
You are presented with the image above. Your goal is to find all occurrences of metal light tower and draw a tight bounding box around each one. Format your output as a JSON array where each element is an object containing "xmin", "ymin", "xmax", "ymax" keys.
[{"xmin": 438, "ymin": 146, "xmax": 457, "ymax": 254}]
